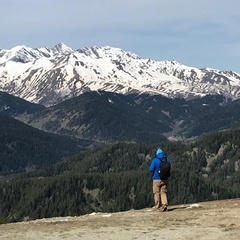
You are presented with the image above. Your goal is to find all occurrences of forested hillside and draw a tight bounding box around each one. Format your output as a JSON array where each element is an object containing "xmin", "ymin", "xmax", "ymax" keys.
[
  {"xmin": 1, "ymin": 128, "xmax": 240, "ymax": 223},
  {"xmin": 0, "ymin": 91, "xmax": 45, "ymax": 116},
  {"xmin": 2, "ymin": 90, "xmax": 240, "ymax": 143},
  {"xmin": 0, "ymin": 115, "xmax": 97, "ymax": 174},
  {"xmin": 22, "ymin": 91, "xmax": 240, "ymax": 142}
]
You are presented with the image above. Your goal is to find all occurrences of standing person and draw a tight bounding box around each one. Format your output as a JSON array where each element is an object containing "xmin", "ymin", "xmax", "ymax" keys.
[{"xmin": 149, "ymin": 148, "xmax": 171, "ymax": 212}]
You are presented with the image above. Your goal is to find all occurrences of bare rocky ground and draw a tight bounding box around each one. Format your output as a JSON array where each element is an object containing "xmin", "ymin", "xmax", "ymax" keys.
[{"xmin": 0, "ymin": 198, "xmax": 240, "ymax": 240}]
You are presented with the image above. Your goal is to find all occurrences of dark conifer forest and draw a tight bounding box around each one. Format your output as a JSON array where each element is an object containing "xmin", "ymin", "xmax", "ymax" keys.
[
  {"xmin": 0, "ymin": 92, "xmax": 240, "ymax": 223},
  {"xmin": 1, "ymin": 132, "xmax": 240, "ymax": 223}
]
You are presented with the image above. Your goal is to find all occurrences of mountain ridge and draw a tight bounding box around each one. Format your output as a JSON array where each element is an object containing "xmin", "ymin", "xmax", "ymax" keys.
[
  {"xmin": 2, "ymin": 90, "xmax": 240, "ymax": 143},
  {"xmin": 20, "ymin": 91, "xmax": 240, "ymax": 142},
  {"xmin": 1, "ymin": 43, "xmax": 240, "ymax": 106}
]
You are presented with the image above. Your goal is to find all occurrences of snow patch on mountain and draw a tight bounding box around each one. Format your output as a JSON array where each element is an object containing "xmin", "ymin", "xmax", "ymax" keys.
[{"xmin": 1, "ymin": 43, "xmax": 240, "ymax": 106}]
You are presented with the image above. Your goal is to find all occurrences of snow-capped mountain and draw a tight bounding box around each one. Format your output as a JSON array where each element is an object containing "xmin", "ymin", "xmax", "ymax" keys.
[{"xmin": 0, "ymin": 42, "xmax": 240, "ymax": 106}]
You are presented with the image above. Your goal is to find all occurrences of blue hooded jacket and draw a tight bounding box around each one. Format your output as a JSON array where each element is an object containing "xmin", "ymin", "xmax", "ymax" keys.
[{"xmin": 149, "ymin": 148, "xmax": 171, "ymax": 180}]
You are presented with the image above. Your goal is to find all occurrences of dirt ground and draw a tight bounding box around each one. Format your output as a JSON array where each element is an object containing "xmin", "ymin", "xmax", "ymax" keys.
[{"xmin": 0, "ymin": 198, "xmax": 240, "ymax": 240}]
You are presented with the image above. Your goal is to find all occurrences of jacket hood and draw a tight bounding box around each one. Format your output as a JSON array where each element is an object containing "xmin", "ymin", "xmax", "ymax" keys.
[
  {"xmin": 156, "ymin": 148, "xmax": 165, "ymax": 158},
  {"xmin": 156, "ymin": 148, "xmax": 163, "ymax": 155}
]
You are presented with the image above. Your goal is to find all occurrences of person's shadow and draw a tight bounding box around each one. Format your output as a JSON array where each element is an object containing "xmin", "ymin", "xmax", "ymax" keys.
[{"xmin": 167, "ymin": 205, "xmax": 187, "ymax": 211}]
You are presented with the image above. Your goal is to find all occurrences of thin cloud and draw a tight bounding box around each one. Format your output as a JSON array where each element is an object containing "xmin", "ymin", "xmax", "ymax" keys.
[{"xmin": 0, "ymin": 0, "xmax": 239, "ymax": 71}]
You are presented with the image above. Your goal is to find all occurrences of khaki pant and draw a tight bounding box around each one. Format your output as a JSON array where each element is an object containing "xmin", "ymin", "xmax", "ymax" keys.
[{"xmin": 152, "ymin": 180, "xmax": 168, "ymax": 209}]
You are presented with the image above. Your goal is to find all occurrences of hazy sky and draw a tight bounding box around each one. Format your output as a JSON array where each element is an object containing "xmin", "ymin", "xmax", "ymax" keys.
[{"xmin": 1, "ymin": 0, "xmax": 239, "ymax": 72}]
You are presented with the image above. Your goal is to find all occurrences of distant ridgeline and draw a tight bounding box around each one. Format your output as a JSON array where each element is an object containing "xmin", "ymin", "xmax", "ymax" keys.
[
  {"xmin": 0, "ymin": 129, "xmax": 240, "ymax": 223},
  {"xmin": 2, "ymin": 90, "xmax": 240, "ymax": 144},
  {"xmin": 1, "ymin": 43, "xmax": 240, "ymax": 106}
]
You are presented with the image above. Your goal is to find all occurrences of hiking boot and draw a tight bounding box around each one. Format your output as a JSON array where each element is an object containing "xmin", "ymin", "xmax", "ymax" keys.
[
  {"xmin": 153, "ymin": 206, "xmax": 160, "ymax": 211},
  {"xmin": 160, "ymin": 206, "xmax": 168, "ymax": 212}
]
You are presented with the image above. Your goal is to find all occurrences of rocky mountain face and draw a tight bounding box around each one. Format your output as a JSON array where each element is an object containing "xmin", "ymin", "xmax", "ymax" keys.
[{"xmin": 1, "ymin": 43, "xmax": 240, "ymax": 106}]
